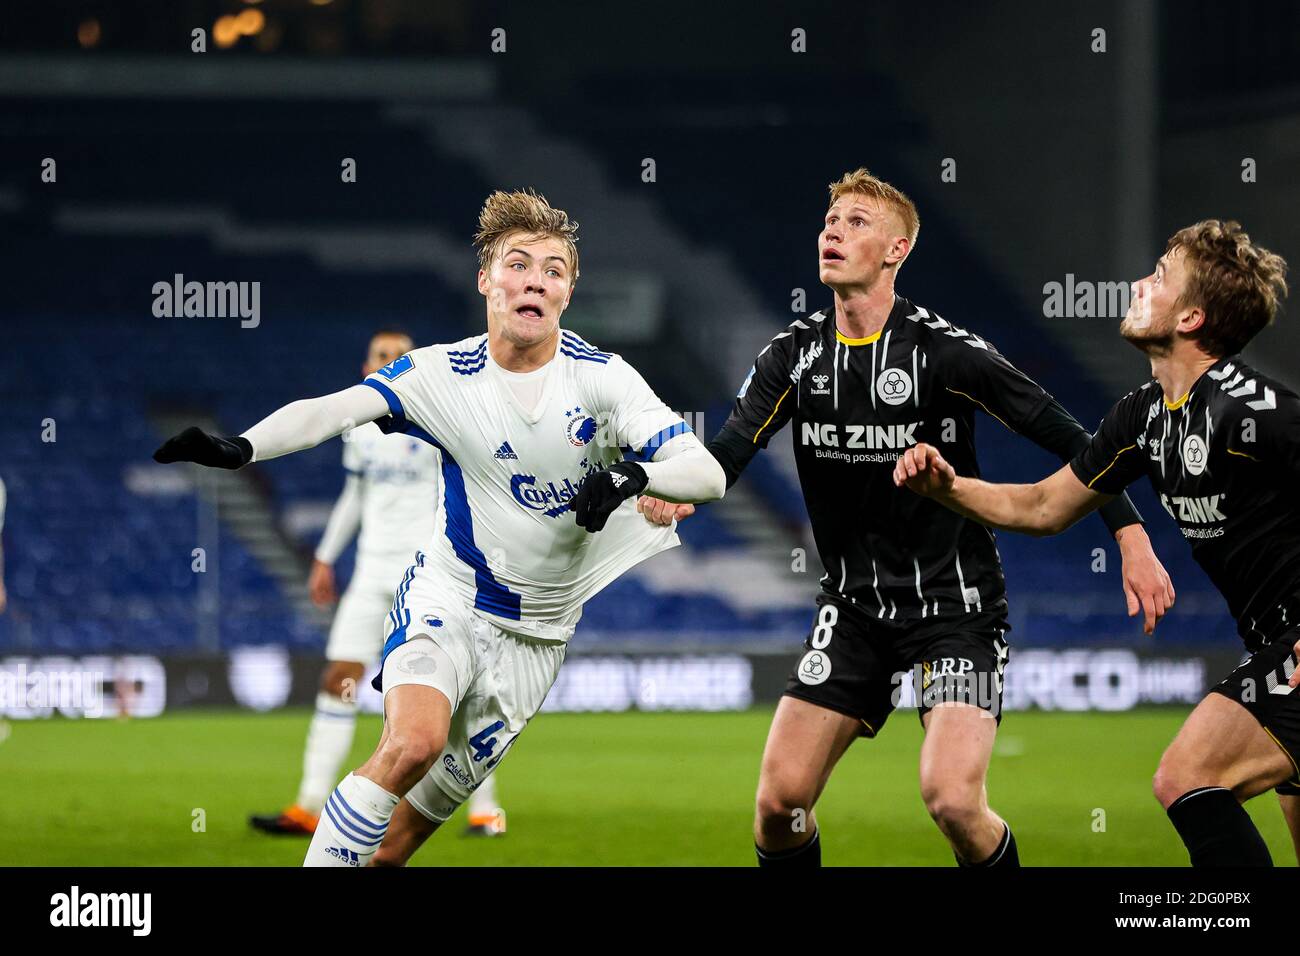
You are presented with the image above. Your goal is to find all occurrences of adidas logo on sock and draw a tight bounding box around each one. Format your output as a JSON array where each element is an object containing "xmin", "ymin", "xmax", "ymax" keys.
[
  {"xmin": 494, "ymin": 441, "xmax": 518, "ymax": 460},
  {"xmin": 325, "ymin": 846, "xmax": 360, "ymax": 866}
]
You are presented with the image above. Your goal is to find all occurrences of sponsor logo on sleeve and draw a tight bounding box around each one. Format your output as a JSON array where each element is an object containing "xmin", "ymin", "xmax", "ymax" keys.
[{"xmin": 376, "ymin": 354, "xmax": 415, "ymax": 381}]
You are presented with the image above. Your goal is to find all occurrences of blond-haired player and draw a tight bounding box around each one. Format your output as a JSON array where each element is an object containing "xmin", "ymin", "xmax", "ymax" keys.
[
  {"xmin": 156, "ymin": 188, "xmax": 725, "ymax": 866},
  {"xmin": 642, "ymin": 168, "xmax": 1171, "ymax": 866},
  {"xmin": 896, "ymin": 220, "xmax": 1300, "ymax": 865},
  {"xmin": 249, "ymin": 329, "xmax": 506, "ymax": 838}
]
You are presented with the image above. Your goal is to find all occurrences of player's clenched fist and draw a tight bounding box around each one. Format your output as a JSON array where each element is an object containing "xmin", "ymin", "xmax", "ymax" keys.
[
  {"xmin": 637, "ymin": 495, "xmax": 695, "ymax": 526},
  {"xmin": 892, "ymin": 443, "xmax": 956, "ymax": 497},
  {"xmin": 572, "ymin": 461, "xmax": 649, "ymax": 532},
  {"xmin": 153, "ymin": 426, "xmax": 253, "ymax": 469}
]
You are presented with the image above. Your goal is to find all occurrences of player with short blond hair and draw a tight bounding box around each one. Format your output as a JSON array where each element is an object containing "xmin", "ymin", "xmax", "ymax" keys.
[
  {"xmin": 156, "ymin": 188, "xmax": 726, "ymax": 866},
  {"xmin": 895, "ymin": 219, "xmax": 1298, "ymax": 865},
  {"xmin": 643, "ymin": 168, "xmax": 1172, "ymax": 866}
]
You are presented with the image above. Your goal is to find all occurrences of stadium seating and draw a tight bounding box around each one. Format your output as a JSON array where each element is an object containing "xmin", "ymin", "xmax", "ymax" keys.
[{"xmin": 0, "ymin": 93, "xmax": 1237, "ymax": 657}]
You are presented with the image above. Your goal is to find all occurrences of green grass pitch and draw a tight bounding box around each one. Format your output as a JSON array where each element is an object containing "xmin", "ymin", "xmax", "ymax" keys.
[{"xmin": 2, "ymin": 707, "xmax": 1294, "ymax": 866}]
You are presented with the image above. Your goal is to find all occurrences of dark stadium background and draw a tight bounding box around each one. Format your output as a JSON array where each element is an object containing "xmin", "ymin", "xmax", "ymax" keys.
[{"xmin": 1, "ymin": 1, "xmax": 1298, "ymax": 868}]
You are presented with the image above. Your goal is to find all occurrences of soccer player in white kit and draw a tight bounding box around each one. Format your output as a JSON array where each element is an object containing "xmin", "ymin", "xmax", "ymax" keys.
[
  {"xmin": 250, "ymin": 329, "xmax": 504, "ymax": 836},
  {"xmin": 154, "ymin": 189, "xmax": 726, "ymax": 866}
]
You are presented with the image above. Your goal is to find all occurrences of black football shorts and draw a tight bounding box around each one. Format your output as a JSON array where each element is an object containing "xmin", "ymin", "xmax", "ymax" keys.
[
  {"xmin": 1208, "ymin": 633, "xmax": 1300, "ymax": 790},
  {"xmin": 782, "ymin": 591, "xmax": 1010, "ymax": 737}
]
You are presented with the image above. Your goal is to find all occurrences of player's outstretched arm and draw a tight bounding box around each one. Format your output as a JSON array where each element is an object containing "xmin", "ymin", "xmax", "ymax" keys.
[
  {"xmin": 574, "ymin": 432, "xmax": 724, "ymax": 533},
  {"xmin": 638, "ymin": 432, "xmax": 726, "ymax": 504},
  {"xmin": 893, "ymin": 443, "xmax": 1108, "ymax": 537},
  {"xmin": 153, "ymin": 384, "xmax": 391, "ymax": 469}
]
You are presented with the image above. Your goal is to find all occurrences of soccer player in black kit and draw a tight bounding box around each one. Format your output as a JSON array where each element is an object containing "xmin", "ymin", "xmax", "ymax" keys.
[
  {"xmin": 639, "ymin": 169, "xmax": 1173, "ymax": 867},
  {"xmin": 896, "ymin": 219, "xmax": 1298, "ymax": 866}
]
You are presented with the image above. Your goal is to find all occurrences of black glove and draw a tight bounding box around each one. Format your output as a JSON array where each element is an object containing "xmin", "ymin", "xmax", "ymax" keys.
[
  {"xmin": 153, "ymin": 426, "xmax": 253, "ymax": 469},
  {"xmin": 572, "ymin": 461, "xmax": 649, "ymax": 532}
]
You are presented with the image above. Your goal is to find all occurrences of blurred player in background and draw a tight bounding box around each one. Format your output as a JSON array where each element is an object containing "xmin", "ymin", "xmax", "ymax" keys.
[
  {"xmin": 643, "ymin": 168, "xmax": 1172, "ymax": 867},
  {"xmin": 248, "ymin": 330, "xmax": 509, "ymax": 838},
  {"xmin": 895, "ymin": 219, "xmax": 1300, "ymax": 865},
  {"xmin": 0, "ymin": 473, "xmax": 7, "ymax": 614},
  {"xmin": 156, "ymin": 189, "xmax": 725, "ymax": 866}
]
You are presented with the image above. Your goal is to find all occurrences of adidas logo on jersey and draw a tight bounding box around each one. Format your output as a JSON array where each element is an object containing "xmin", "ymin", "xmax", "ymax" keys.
[{"xmin": 494, "ymin": 441, "xmax": 519, "ymax": 460}]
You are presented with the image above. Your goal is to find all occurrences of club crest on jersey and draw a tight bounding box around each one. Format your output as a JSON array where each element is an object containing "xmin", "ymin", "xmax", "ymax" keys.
[
  {"xmin": 811, "ymin": 373, "xmax": 831, "ymax": 396},
  {"xmin": 375, "ymin": 354, "xmax": 414, "ymax": 381},
  {"xmin": 877, "ymin": 367, "xmax": 913, "ymax": 406},
  {"xmin": 564, "ymin": 407, "xmax": 598, "ymax": 447},
  {"xmin": 1181, "ymin": 433, "xmax": 1209, "ymax": 476}
]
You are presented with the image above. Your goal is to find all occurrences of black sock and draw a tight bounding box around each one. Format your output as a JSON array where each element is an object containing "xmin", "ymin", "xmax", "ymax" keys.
[
  {"xmin": 1166, "ymin": 787, "xmax": 1273, "ymax": 866},
  {"xmin": 756, "ymin": 828, "xmax": 821, "ymax": 867},
  {"xmin": 957, "ymin": 823, "xmax": 1019, "ymax": 868}
]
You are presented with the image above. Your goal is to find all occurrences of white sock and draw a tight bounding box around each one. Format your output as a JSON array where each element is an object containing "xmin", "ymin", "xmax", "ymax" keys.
[
  {"xmin": 303, "ymin": 773, "xmax": 399, "ymax": 867},
  {"xmin": 295, "ymin": 692, "xmax": 358, "ymax": 814},
  {"xmin": 467, "ymin": 774, "xmax": 500, "ymax": 821}
]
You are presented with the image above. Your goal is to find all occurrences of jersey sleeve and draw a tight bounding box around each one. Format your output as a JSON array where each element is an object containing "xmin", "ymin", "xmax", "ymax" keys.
[
  {"xmin": 721, "ymin": 330, "xmax": 797, "ymax": 448},
  {"xmin": 594, "ymin": 356, "xmax": 691, "ymax": 461},
  {"xmin": 1069, "ymin": 390, "xmax": 1149, "ymax": 495},
  {"xmin": 361, "ymin": 347, "xmax": 458, "ymax": 446},
  {"xmin": 1227, "ymin": 384, "xmax": 1300, "ymax": 477},
  {"xmin": 933, "ymin": 326, "xmax": 1054, "ymax": 433}
]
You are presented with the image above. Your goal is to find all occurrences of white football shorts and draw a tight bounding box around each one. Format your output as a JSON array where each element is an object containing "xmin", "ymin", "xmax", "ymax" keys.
[
  {"xmin": 379, "ymin": 589, "xmax": 569, "ymax": 823},
  {"xmin": 323, "ymin": 554, "xmax": 414, "ymax": 664}
]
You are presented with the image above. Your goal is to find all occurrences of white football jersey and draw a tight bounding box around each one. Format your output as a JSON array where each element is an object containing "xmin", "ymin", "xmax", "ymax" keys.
[
  {"xmin": 343, "ymin": 422, "xmax": 440, "ymax": 563},
  {"xmin": 361, "ymin": 330, "xmax": 687, "ymax": 640}
]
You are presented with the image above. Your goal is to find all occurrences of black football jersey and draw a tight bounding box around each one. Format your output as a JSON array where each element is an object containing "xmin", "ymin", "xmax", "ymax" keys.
[
  {"xmin": 713, "ymin": 294, "xmax": 1140, "ymax": 625},
  {"xmin": 1071, "ymin": 355, "xmax": 1300, "ymax": 648}
]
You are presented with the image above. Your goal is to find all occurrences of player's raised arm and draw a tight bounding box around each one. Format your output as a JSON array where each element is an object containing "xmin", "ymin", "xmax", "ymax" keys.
[
  {"xmin": 934, "ymin": 327, "xmax": 1176, "ymax": 630},
  {"xmin": 894, "ymin": 443, "xmax": 1108, "ymax": 536},
  {"xmin": 934, "ymin": 324, "xmax": 1148, "ymax": 536},
  {"xmin": 153, "ymin": 383, "xmax": 391, "ymax": 469}
]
